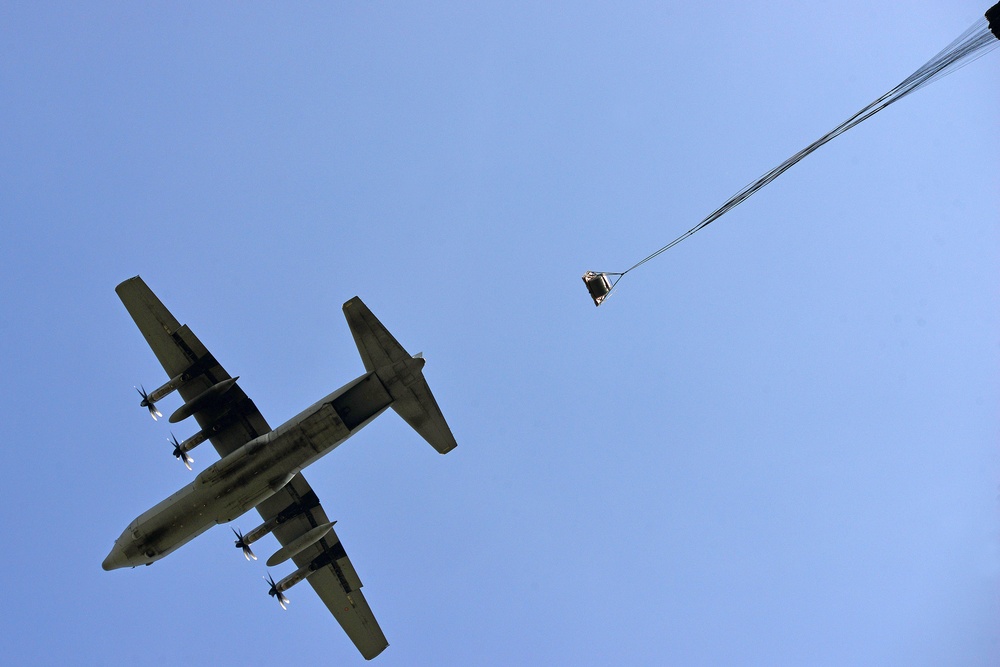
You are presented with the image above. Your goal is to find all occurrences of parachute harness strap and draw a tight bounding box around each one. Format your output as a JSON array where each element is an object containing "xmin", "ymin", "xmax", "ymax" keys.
[{"xmin": 602, "ymin": 13, "xmax": 1000, "ymax": 287}]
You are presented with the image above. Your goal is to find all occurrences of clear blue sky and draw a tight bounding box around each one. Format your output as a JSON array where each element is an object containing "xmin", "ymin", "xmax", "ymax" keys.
[{"xmin": 2, "ymin": 2, "xmax": 997, "ymax": 665}]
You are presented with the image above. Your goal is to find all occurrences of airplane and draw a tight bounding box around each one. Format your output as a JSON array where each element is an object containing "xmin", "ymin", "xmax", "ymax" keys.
[{"xmin": 103, "ymin": 276, "xmax": 457, "ymax": 660}]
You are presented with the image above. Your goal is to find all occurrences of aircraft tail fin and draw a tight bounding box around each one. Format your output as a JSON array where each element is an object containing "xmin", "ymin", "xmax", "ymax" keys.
[{"xmin": 342, "ymin": 297, "xmax": 458, "ymax": 454}]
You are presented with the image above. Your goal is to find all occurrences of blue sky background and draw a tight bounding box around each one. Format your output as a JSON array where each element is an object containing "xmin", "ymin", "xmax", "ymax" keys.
[{"xmin": 2, "ymin": 2, "xmax": 998, "ymax": 665}]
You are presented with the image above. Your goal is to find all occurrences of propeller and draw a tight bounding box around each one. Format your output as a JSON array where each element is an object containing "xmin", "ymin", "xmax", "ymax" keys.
[
  {"xmin": 265, "ymin": 572, "xmax": 290, "ymax": 610},
  {"xmin": 169, "ymin": 433, "xmax": 194, "ymax": 470},
  {"xmin": 233, "ymin": 528, "xmax": 257, "ymax": 561},
  {"xmin": 135, "ymin": 385, "xmax": 162, "ymax": 420}
]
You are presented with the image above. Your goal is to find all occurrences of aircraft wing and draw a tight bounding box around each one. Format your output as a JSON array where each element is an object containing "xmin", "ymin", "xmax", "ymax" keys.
[
  {"xmin": 254, "ymin": 475, "xmax": 389, "ymax": 660},
  {"xmin": 115, "ymin": 276, "xmax": 271, "ymax": 457}
]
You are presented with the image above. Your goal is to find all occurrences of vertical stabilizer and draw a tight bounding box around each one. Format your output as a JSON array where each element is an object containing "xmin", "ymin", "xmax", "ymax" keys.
[{"xmin": 342, "ymin": 298, "xmax": 458, "ymax": 454}]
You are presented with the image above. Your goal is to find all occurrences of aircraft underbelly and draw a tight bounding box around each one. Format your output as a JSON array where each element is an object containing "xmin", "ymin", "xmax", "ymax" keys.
[
  {"xmin": 116, "ymin": 374, "xmax": 393, "ymax": 567},
  {"xmin": 126, "ymin": 402, "xmax": 363, "ymax": 563},
  {"xmin": 134, "ymin": 481, "xmax": 220, "ymax": 559}
]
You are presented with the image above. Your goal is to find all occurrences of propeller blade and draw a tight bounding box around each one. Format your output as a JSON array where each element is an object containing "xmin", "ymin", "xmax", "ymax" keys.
[
  {"xmin": 264, "ymin": 573, "xmax": 289, "ymax": 608},
  {"xmin": 234, "ymin": 528, "xmax": 257, "ymax": 561},
  {"xmin": 264, "ymin": 572, "xmax": 289, "ymax": 609},
  {"xmin": 170, "ymin": 434, "xmax": 195, "ymax": 471},
  {"xmin": 135, "ymin": 385, "xmax": 162, "ymax": 420}
]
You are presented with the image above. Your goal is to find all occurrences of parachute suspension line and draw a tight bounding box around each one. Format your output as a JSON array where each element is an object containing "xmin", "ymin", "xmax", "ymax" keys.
[
  {"xmin": 603, "ymin": 272, "xmax": 625, "ymax": 302},
  {"xmin": 584, "ymin": 7, "xmax": 1000, "ymax": 304},
  {"xmin": 621, "ymin": 15, "xmax": 1000, "ymax": 275}
]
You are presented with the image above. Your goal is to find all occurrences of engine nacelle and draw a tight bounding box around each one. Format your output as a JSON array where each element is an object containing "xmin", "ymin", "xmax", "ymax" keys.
[
  {"xmin": 174, "ymin": 430, "xmax": 209, "ymax": 455},
  {"xmin": 146, "ymin": 373, "xmax": 186, "ymax": 405},
  {"xmin": 274, "ymin": 557, "xmax": 324, "ymax": 595}
]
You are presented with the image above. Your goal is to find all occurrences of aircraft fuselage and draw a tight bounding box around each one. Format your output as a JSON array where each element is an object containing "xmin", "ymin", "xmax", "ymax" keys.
[{"xmin": 103, "ymin": 371, "xmax": 392, "ymax": 570}]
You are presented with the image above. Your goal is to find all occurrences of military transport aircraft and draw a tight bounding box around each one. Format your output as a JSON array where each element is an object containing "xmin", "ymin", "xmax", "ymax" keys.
[{"xmin": 103, "ymin": 276, "xmax": 457, "ymax": 661}]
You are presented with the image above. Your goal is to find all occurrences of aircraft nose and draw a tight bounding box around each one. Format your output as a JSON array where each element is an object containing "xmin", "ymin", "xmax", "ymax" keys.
[{"xmin": 102, "ymin": 543, "xmax": 129, "ymax": 571}]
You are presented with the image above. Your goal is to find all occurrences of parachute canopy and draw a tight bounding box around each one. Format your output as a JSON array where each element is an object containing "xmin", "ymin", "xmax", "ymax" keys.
[{"xmin": 585, "ymin": 2, "xmax": 1000, "ymax": 306}]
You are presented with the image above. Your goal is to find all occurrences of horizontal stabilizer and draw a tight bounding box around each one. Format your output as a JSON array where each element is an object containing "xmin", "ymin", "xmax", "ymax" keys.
[
  {"xmin": 343, "ymin": 297, "xmax": 457, "ymax": 455},
  {"xmin": 392, "ymin": 374, "xmax": 458, "ymax": 455},
  {"xmin": 343, "ymin": 297, "xmax": 410, "ymax": 372}
]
